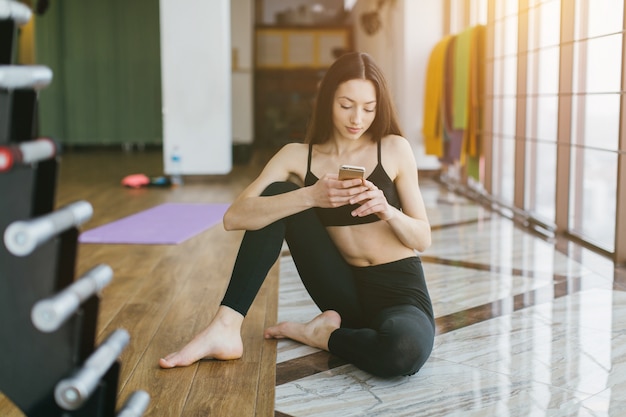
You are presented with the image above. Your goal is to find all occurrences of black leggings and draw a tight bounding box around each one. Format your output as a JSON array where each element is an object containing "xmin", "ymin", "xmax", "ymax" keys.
[{"xmin": 221, "ymin": 182, "xmax": 435, "ymax": 377}]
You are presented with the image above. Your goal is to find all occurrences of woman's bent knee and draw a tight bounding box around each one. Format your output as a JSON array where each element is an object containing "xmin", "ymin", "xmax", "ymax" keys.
[
  {"xmin": 376, "ymin": 319, "xmax": 434, "ymax": 377},
  {"xmin": 376, "ymin": 343, "xmax": 432, "ymax": 377}
]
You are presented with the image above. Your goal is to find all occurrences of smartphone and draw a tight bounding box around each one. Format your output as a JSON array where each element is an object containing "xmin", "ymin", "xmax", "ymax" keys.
[{"xmin": 338, "ymin": 164, "xmax": 365, "ymax": 180}]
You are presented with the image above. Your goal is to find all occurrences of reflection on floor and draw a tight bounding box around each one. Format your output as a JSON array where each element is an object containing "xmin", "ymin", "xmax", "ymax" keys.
[{"xmin": 273, "ymin": 177, "xmax": 626, "ymax": 417}]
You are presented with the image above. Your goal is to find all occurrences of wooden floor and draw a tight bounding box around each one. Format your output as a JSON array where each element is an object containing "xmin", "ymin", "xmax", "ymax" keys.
[{"xmin": 1, "ymin": 149, "xmax": 279, "ymax": 416}]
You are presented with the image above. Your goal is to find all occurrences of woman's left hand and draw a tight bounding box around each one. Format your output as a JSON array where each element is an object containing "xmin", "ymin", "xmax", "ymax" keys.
[{"xmin": 348, "ymin": 179, "xmax": 395, "ymax": 221}]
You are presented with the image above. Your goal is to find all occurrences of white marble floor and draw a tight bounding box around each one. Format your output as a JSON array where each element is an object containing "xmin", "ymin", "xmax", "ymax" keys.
[{"xmin": 274, "ymin": 178, "xmax": 625, "ymax": 417}]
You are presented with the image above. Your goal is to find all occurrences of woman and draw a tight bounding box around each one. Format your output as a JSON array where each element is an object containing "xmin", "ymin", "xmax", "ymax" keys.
[{"xmin": 159, "ymin": 52, "xmax": 435, "ymax": 377}]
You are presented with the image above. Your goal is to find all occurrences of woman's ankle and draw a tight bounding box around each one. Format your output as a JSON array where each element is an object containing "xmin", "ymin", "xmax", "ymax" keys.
[{"xmin": 214, "ymin": 305, "xmax": 245, "ymax": 328}]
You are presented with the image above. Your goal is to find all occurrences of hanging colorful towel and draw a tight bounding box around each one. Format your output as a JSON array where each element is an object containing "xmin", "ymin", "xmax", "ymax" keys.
[
  {"xmin": 464, "ymin": 25, "xmax": 486, "ymax": 180},
  {"xmin": 443, "ymin": 36, "xmax": 465, "ymax": 164},
  {"xmin": 422, "ymin": 35, "xmax": 453, "ymax": 158},
  {"xmin": 452, "ymin": 27, "xmax": 473, "ymax": 133}
]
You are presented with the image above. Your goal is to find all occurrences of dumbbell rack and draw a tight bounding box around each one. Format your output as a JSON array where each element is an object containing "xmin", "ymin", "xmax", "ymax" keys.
[{"xmin": 0, "ymin": 2, "xmax": 149, "ymax": 416}]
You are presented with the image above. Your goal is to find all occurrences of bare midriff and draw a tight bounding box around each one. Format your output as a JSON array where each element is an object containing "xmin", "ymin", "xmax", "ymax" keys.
[{"xmin": 326, "ymin": 221, "xmax": 417, "ymax": 267}]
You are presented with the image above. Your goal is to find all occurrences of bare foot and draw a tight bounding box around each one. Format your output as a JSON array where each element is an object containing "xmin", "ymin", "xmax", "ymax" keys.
[
  {"xmin": 263, "ymin": 310, "xmax": 341, "ymax": 351},
  {"xmin": 159, "ymin": 306, "xmax": 244, "ymax": 368}
]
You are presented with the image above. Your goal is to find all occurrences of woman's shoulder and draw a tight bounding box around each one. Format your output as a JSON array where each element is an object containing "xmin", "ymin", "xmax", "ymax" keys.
[
  {"xmin": 268, "ymin": 142, "xmax": 310, "ymax": 171},
  {"xmin": 380, "ymin": 134, "xmax": 417, "ymax": 174},
  {"xmin": 380, "ymin": 134, "xmax": 412, "ymax": 155},
  {"xmin": 281, "ymin": 141, "xmax": 309, "ymax": 151},
  {"xmin": 256, "ymin": 142, "xmax": 309, "ymax": 185},
  {"xmin": 276, "ymin": 142, "xmax": 309, "ymax": 159}
]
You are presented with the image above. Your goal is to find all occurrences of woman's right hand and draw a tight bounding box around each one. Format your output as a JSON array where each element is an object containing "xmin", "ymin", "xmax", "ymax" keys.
[{"xmin": 310, "ymin": 174, "xmax": 368, "ymax": 208}]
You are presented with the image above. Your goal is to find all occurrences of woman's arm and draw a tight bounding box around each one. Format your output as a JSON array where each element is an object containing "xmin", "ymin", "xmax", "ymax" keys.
[
  {"xmin": 383, "ymin": 174, "xmax": 432, "ymax": 252},
  {"xmin": 223, "ymin": 143, "xmax": 311, "ymax": 230},
  {"xmin": 223, "ymin": 143, "xmax": 367, "ymax": 231},
  {"xmin": 349, "ymin": 136, "xmax": 432, "ymax": 252}
]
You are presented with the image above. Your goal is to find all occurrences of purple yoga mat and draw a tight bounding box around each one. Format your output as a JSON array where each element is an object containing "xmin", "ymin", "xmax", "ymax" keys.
[{"xmin": 78, "ymin": 203, "xmax": 230, "ymax": 245}]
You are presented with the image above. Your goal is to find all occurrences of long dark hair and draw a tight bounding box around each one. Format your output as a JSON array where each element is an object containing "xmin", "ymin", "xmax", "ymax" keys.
[{"xmin": 304, "ymin": 52, "xmax": 404, "ymax": 144}]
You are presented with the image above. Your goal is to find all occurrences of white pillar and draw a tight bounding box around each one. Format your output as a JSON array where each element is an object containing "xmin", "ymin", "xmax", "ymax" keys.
[{"xmin": 159, "ymin": 0, "xmax": 232, "ymax": 175}]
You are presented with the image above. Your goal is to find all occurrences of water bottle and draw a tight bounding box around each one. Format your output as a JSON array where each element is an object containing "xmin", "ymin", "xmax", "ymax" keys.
[{"xmin": 170, "ymin": 146, "xmax": 183, "ymax": 186}]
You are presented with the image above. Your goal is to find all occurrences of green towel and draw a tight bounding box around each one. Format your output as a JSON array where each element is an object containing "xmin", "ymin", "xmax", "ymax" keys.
[{"xmin": 453, "ymin": 27, "xmax": 473, "ymax": 130}]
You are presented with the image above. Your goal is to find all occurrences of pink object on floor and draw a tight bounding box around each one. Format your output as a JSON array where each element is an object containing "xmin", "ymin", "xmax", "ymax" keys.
[{"xmin": 121, "ymin": 174, "xmax": 150, "ymax": 188}]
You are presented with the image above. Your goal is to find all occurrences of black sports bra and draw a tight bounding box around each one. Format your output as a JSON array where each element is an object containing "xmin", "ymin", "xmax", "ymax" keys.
[{"xmin": 304, "ymin": 142, "xmax": 402, "ymax": 227}]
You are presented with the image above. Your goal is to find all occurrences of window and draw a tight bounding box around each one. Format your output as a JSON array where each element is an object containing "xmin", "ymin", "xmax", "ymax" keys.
[
  {"xmin": 445, "ymin": 0, "xmax": 626, "ymax": 259},
  {"xmin": 568, "ymin": 0, "xmax": 622, "ymax": 251}
]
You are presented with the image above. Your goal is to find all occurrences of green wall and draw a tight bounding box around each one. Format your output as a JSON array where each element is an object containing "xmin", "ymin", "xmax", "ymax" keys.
[{"xmin": 35, "ymin": 0, "xmax": 162, "ymax": 145}]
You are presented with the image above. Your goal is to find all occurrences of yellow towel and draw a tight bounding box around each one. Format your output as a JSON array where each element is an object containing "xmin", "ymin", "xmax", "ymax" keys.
[{"xmin": 422, "ymin": 35, "xmax": 452, "ymax": 157}]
